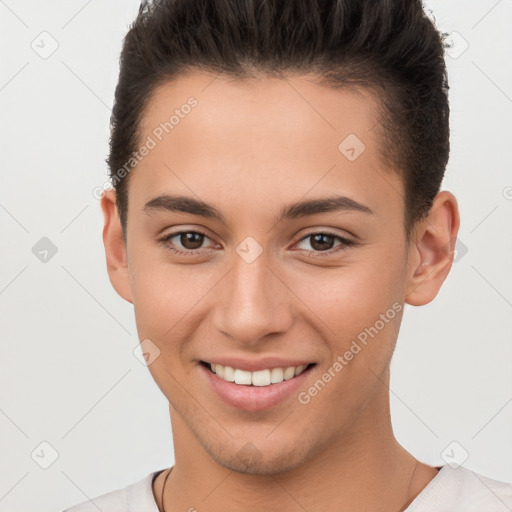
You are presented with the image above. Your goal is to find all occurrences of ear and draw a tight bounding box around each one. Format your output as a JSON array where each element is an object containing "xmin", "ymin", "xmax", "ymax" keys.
[
  {"xmin": 405, "ymin": 190, "xmax": 460, "ymax": 306},
  {"xmin": 100, "ymin": 189, "xmax": 133, "ymax": 304}
]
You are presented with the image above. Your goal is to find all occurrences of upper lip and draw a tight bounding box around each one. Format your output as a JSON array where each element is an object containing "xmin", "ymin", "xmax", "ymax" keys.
[{"xmin": 200, "ymin": 356, "xmax": 315, "ymax": 373}]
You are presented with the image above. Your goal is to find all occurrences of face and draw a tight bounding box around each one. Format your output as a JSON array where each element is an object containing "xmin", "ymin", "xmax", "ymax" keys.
[{"xmin": 102, "ymin": 70, "xmax": 455, "ymax": 475}]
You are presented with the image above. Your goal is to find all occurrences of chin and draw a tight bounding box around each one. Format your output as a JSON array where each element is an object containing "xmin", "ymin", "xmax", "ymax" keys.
[{"xmin": 204, "ymin": 438, "xmax": 310, "ymax": 476}]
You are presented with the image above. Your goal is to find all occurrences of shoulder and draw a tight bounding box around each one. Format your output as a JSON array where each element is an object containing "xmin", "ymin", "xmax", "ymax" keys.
[
  {"xmin": 62, "ymin": 471, "xmax": 162, "ymax": 512},
  {"xmin": 408, "ymin": 465, "xmax": 512, "ymax": 512}
]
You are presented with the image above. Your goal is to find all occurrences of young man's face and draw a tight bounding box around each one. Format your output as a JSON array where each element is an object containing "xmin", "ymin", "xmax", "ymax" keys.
[{"xmin": 102, "ymin": 71, "xmax": 457, "ymax": 475}]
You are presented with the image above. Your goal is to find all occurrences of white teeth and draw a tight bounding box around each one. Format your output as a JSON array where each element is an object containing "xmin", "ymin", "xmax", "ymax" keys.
[
  {"xmin": 234, "ymin": 369, "xmax": 252, "ymax": 385},
  {"xmin": 251, "ymin": 369, "xmax": 271, "ymax": 387},
  {"xmin": 270, "ymin": 367, "xmax": 284, "ymax": 383},
  {"xmin": 223, "ymin": 365, "xmax": 235, "ymax": 382},
  {"xmin": 209, "ymin": 363, "xmax": 309, "ymax": 386},
  {"xmin": 283, "ymin": 367, "xmax": 295, "ymax": 380},
  {"xmin": 294, "ymin": 364, "xmax": 306, "ymax": 376}
]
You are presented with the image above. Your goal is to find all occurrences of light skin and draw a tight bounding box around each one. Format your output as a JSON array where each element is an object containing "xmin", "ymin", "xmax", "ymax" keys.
[{"xmin": 101, "ymin": 71, "xmax": 459, "ymax": 511}]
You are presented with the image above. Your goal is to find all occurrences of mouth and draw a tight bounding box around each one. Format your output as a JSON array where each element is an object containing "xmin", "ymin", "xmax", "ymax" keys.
[
  {"xmin": 200, "ymin": 360, "xmax": 317, "ymax": 387},
  {"xmin": 198, "ymin": 359, "xmax": 317, "ymax": 411}
]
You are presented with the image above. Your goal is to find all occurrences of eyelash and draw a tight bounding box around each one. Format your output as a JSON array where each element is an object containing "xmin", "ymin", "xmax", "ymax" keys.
[{"xmin": 158, "ymin": 229, "xmax": 355, "ymax": 257}]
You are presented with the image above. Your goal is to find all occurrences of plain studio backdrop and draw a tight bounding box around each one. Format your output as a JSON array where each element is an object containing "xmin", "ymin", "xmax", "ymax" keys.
[{"xmin": 0, "ymin": 1, "xmax": 511, "ymax": 511}]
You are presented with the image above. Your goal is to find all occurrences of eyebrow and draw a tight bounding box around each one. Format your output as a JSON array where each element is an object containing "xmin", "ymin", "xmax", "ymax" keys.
[{"xmin": 143, "ymin": 193, "xmax": 374, "ymax": 225}]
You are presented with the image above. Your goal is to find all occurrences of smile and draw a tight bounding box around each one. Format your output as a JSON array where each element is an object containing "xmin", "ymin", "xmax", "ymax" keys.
[
  {"xmin": 202, "ymin": 361, "xmax": 314, "ymax": 387},
  {"xmin": 199, "ymin": 358, "xmax": 318, "ymax": 411}
]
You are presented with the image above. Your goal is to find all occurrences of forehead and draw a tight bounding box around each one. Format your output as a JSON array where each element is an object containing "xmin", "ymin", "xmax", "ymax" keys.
[
  {"xmin": 132, "ymin": 70, "xmax": 402, "ymax": 223},
  {"xmin": 139, "ymin": 70, "xmax": 380, "ymax": 150}
]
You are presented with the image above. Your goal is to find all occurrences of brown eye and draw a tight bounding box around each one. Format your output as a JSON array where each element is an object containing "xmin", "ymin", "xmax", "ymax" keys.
[
  {"xmin": 159, "ymin": 230, "xmax": 216, "ymax": 255},
  {"xmin": 295, "ymin": 231, "xmax": 355, "ymax": 255},
  {"xmin": 309, "ymin": 234, "xmax": 336, "ymax": 251},
  {"xmin": 179, "ymin": 232, "xmax": 204, "ymax": 250}
]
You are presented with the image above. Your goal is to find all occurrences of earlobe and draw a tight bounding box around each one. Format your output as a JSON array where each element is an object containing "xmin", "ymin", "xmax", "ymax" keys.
[
  {"xmin": 100, "ymin": 189, "xmax": 133, "ymax": 304},
  {"xmin": 405, "ymin": 191, "xmax": 460, "ymax": 306}
]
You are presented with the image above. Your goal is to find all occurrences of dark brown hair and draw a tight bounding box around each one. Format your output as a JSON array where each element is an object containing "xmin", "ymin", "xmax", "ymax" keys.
[{"xmin": 107, "ymin": 0, "xmax": 450, "ymax": 240}]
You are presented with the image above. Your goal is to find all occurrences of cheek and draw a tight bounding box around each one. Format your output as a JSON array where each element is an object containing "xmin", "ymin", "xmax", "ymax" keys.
[
  {"xmin": 129, "ymin": 252, "xmax": 216, "ymax": 342},
  {"xmin": 289, "ymin": 252, "xmax": 406, "ymax": 339},
  {"xmin": 129, "ymin": 260, "xmax": 207, "ymax": 393},
  {"xmin": 292, "ymin": 260, "xmax": 405, "ymax": 424}
]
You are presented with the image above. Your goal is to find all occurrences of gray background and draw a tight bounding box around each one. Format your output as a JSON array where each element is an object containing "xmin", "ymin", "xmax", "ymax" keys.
[{"xmin": 0, "ymin": 1, "xmax": 511, "ymax": 511}]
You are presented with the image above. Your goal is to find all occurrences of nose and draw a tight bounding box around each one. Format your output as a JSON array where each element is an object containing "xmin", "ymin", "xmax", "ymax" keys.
[{"xmin": 212, "ymin": 249, "xmax": 293, "ymax": 347}]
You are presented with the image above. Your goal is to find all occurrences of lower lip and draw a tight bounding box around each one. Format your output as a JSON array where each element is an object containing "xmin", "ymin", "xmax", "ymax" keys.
[{"xmin": 200, "ymin": 363, "xmax": 315, "ymax": 412}]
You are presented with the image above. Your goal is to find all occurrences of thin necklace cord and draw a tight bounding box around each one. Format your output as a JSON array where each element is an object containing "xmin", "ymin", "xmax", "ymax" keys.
[{"xmin": 160, "ymin": 467, "xmax": 173, "ymax": 512}]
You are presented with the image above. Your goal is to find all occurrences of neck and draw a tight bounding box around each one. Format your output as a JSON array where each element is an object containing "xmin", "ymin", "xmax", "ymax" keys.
[{"xmin": 158, "ymin": 374, "xmax": 438, "ymax": 512}]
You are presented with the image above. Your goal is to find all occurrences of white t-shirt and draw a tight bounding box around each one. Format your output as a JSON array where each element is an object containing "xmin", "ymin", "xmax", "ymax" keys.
[{"xmin": 63, "ymin": 464, "xmax": 512, "ymax": 512}]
